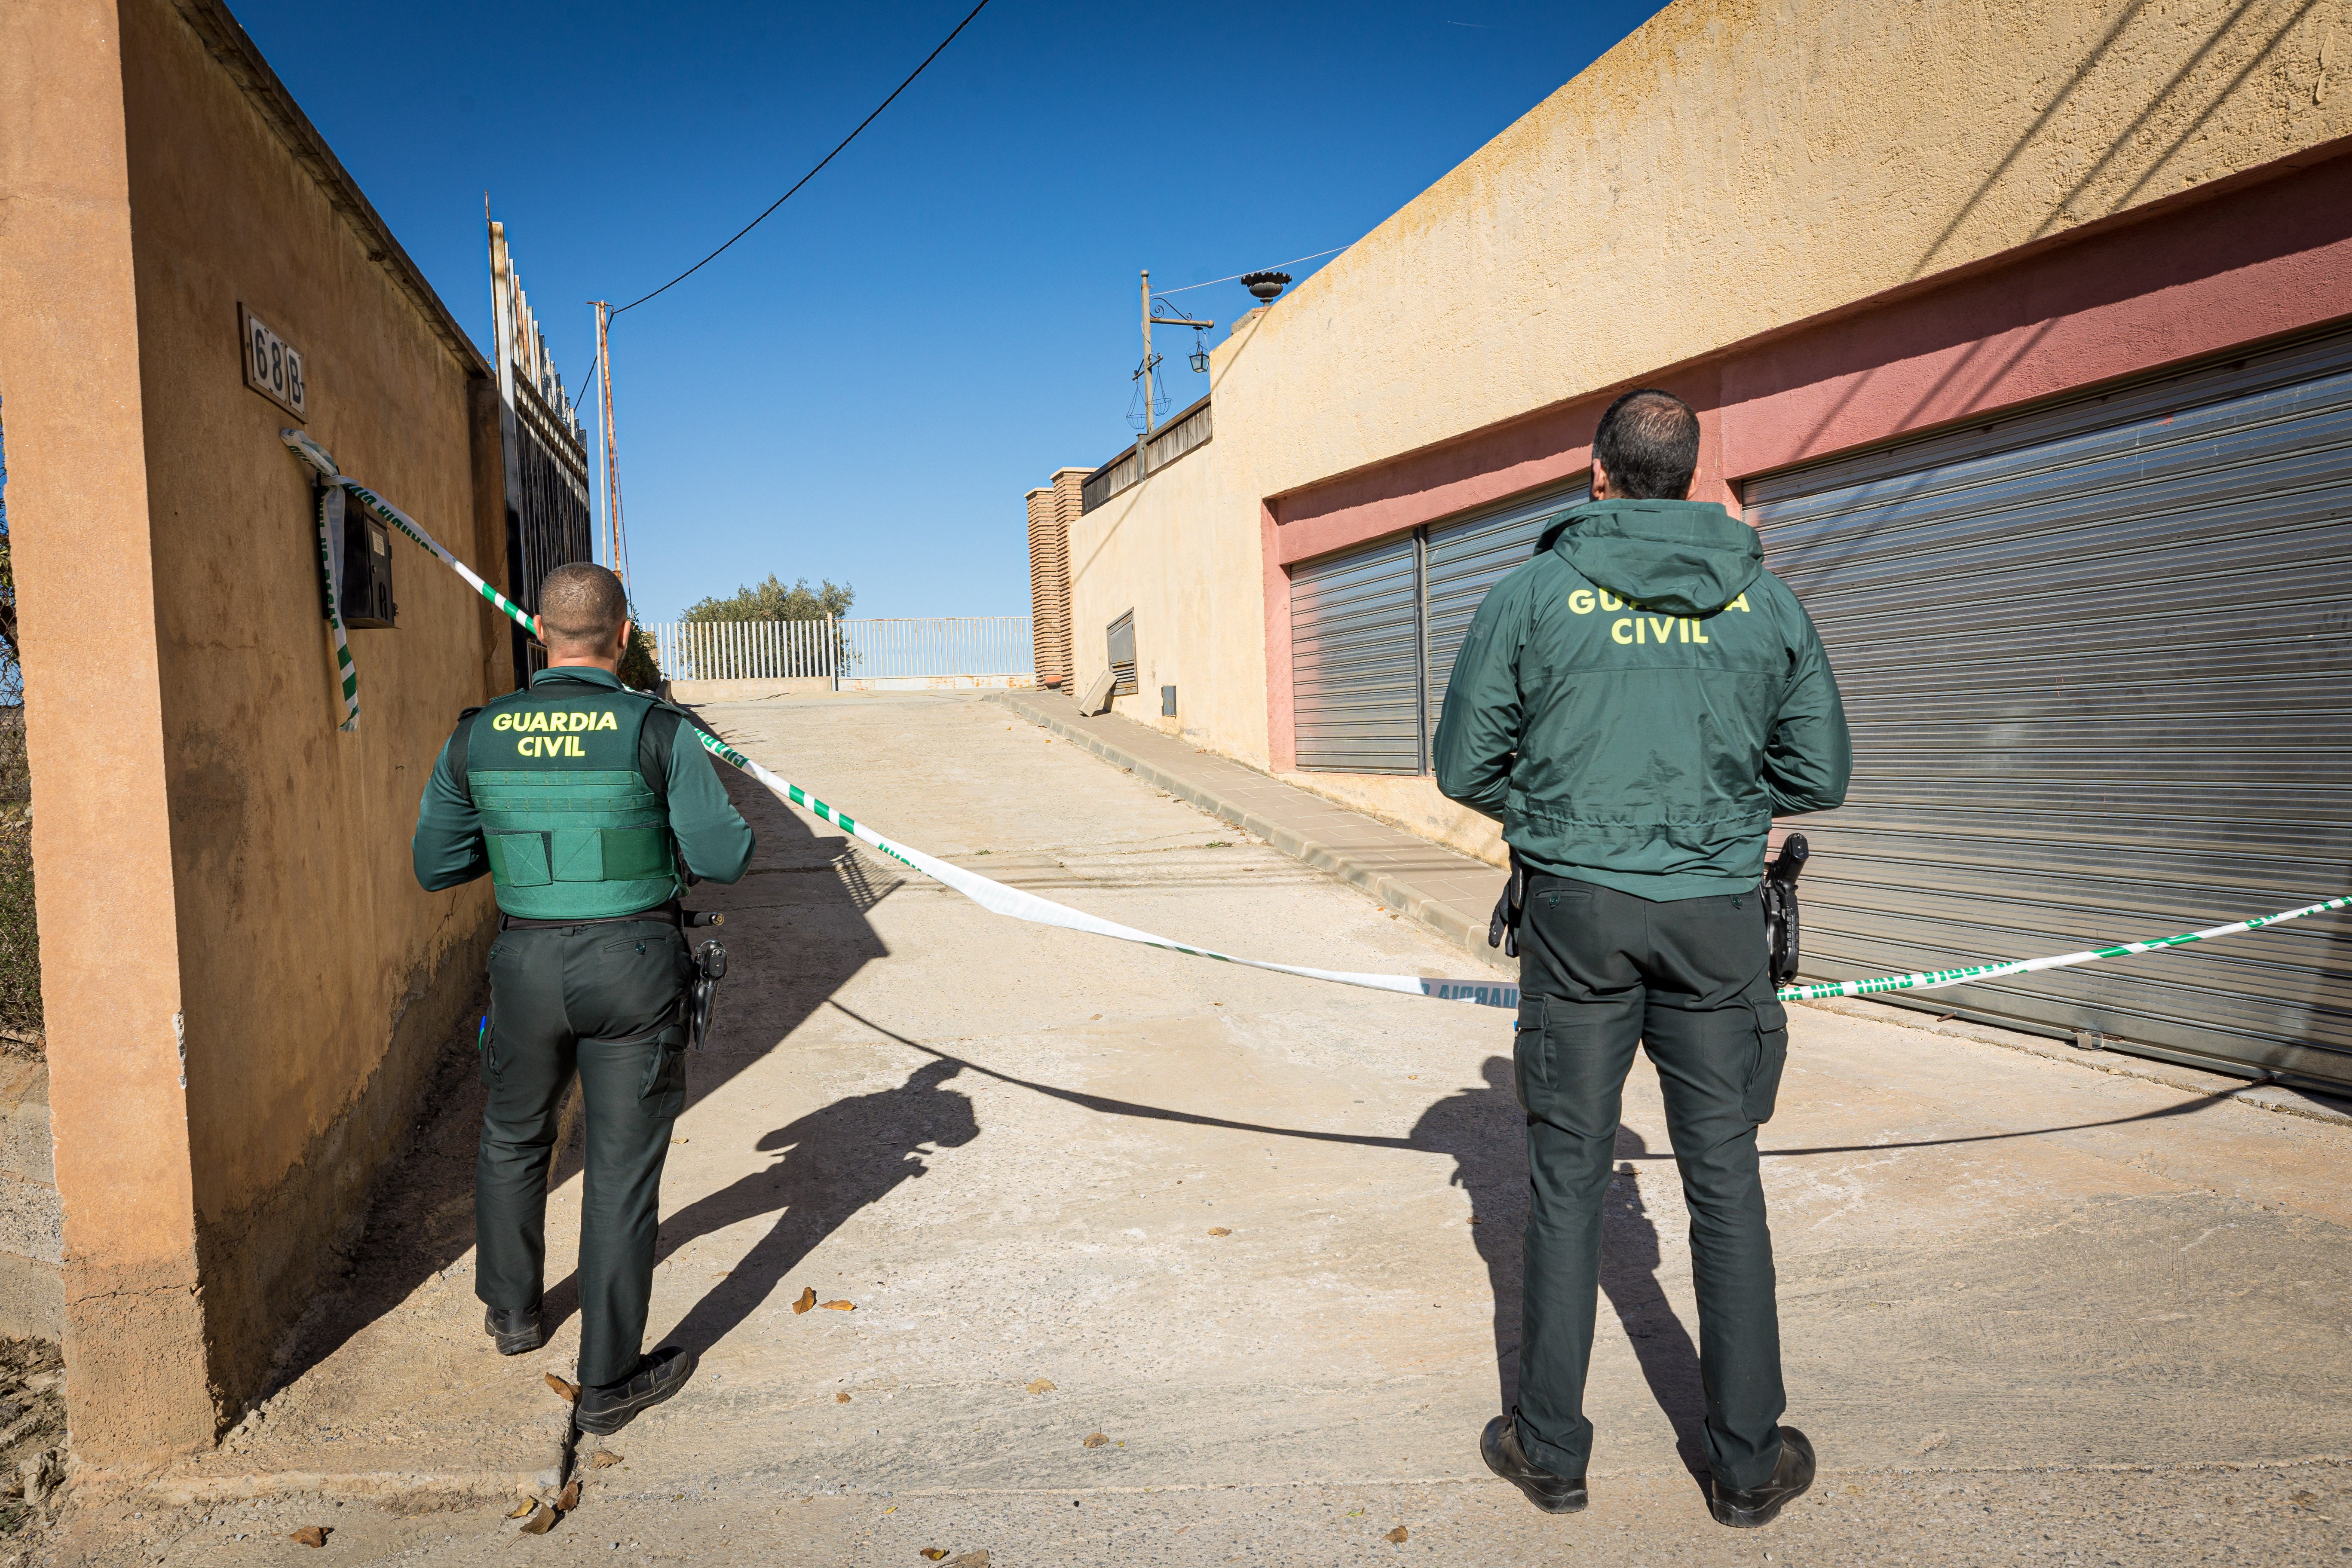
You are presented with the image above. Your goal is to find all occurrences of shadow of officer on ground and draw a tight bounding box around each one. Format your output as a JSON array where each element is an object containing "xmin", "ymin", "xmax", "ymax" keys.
[
  {"xmin": 1407, "ymin": 1056, "xmax": 1527, "ymax": 1411},
  {"xmin": 1410, "ymin": 1058, "xmax": 1707, "ymax": 1480},
  {"xmin": 1599, "ymin": 1126, "xmax": 1709, "ymax": 1482},
  {"xmin": 622, "ymin": 1057, "xmax": 981, "ymax": 1358}
]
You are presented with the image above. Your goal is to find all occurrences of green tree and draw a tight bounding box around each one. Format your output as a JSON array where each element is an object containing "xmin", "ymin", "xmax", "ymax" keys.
[
  {"xmin": 618, "ymin": 605, "xmax": 662, "ymax": 692},
  {"xmin": 682, "ymin": 574, "xmax": 853, "ymax": 625}
]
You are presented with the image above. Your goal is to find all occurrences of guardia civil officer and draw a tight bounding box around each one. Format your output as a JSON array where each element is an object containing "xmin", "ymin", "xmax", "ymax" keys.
[
  {"xmin": 1433, "ymin": 390, "xmax": 1850, "ymax": 1528},
  {"xmin": 413, "ymin": 563, "xmax": 754, "ymax": 1435}
]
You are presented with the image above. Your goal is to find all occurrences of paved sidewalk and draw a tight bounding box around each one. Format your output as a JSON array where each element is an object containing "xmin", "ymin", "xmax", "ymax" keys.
[{"xmin": 989, "ymin": 689, "xmax": 1511, "ymax": 971}]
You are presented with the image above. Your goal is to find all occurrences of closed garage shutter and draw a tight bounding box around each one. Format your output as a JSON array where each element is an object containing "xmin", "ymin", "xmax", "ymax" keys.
[
  {"xmin": 1290, "ymin": 535, "xmax": 1423, "ymax": 773},
  {"xmin": 1424, "ymin": 481, "xmax": 1587, "ymax": 741},
  {"xmin": 1746, "ymin": 327, "xmax": 2352, "ymax": 1090}
]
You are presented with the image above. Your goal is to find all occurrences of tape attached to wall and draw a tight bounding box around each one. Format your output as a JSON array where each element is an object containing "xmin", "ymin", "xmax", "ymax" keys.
[{"xmin": 284, "ymin": 431, "xmax": 2348, "ymax": 1014}]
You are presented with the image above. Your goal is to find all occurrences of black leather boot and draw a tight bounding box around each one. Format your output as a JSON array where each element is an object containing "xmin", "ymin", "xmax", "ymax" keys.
[
  {"xmin": 575, "ymin": 1346, "xmax": 697, "ymax": 1437},
  {"xmin": 1709, "ymin": 1426, "xmax": 1816, "ymax": 1528},
  {"xmin": 1480, "ymin": 1414, "xmax": 1589, "ymax": 1514},
  {"xmin": 484, "ymin": 1301, "xmax": 542, "ymax": 1356}
]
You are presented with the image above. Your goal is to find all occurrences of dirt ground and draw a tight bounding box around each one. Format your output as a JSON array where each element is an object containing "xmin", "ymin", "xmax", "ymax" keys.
[{"xmin": 31, "ymin": 693, "xmax": 2352, "ymax": 1567}]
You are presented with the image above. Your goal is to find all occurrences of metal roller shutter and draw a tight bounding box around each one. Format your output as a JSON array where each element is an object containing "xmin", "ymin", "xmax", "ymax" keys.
[
  {"xmin": 1424, "ymin": 481, "xmax": 1588, "ymax": 742},
  {"xmin": 1746, "ymin": 326, "xmax": 2352, "ymax": 1090},
  {"xmin": 1291, "ymin": 535, "xmax": 1424, "ymax": 773}
]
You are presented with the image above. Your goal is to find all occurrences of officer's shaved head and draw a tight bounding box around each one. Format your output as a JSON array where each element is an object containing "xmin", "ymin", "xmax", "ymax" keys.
[
  {"xmin": 1592, "ymin": 389, "xmax": 1700, "ymax": 500},
  {"xmin": 539, "ymin": 562, "xmax": 630, "ymax": 653}
]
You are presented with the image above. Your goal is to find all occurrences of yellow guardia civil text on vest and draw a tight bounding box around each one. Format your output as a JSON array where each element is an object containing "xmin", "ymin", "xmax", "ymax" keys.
[{"xmin": 462, "ymin": 686, "xmax": 682, "ymax": 919}]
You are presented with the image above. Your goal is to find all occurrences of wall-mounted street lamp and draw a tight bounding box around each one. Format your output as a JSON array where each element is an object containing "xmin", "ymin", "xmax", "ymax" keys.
[{"xmin": 1134, "ymin": 270, "xmax": 1218, "ymax": 446}]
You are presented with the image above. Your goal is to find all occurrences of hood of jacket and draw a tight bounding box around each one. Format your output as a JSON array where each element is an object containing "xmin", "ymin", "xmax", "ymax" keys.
[{"xmin": 1543, "ymin": 499, "xmax": 1763, "ymax": 616}]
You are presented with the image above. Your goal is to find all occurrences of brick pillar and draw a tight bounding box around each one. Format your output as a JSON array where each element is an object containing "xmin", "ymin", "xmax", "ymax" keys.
[{"xmin": 1028, "ymin": 467, "xmax": 1088, "ymax": 689}]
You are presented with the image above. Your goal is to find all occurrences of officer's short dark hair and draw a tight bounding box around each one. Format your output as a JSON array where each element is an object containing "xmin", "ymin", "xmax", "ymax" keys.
[
  {"xmin": 539, "ymin": 562, "xmax": 629, "ymax": 651},
  {"xmin": 1592, "ymin": 389, "xmax": 1700, "ymax": 500}
]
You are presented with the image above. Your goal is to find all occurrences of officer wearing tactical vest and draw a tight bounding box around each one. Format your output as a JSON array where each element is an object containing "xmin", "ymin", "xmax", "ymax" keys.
[
  {"xmin": 1434, "ymin": 390, "xmax": 1850, "ymax": 1530},
  {"xmin": 413, "ymin": 562, "xmax": 754, "ymax": 1435}
]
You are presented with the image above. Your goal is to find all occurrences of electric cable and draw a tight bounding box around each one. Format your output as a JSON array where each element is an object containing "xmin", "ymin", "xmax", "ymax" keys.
[
  {"xmin": 568, "ymin": 352, "xmax": 598, "ymax": 416},
  {"xmin": 1158, "ymin": 245, "xmax": 1353, "ymax": 295},
  {"xmin": 609, "ymin": 0, "xmax": 994, "ymax": 320}
]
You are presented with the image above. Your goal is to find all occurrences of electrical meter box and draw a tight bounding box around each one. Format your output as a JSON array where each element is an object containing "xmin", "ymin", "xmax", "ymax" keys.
[{"xmin": 318, "ymin": 484, "xmax": 397, "ymax": 629}]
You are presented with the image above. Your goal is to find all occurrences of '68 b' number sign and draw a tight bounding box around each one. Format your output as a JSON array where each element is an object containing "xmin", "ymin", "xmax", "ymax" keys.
[{"xmin": 239, "ymin": 303, "xmax": 306, "ymax": 420}]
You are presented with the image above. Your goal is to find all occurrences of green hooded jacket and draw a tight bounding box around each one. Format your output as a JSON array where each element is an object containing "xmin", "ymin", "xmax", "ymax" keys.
[{"xmin": 1431, "ymin": 498, "xmax": 1850, "ymax": 901}]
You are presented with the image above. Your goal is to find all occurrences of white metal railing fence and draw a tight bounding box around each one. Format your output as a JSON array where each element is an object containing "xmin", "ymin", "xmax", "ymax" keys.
[{"xmin": 652, "ymin": 617, "xmax": 1034, "ymax": 682}]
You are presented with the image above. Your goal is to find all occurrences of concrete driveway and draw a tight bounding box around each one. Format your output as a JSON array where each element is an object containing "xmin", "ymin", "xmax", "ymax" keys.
[{"xmin": 52, "ymin": 692, "xmax": 2351, "ymax": 1566}]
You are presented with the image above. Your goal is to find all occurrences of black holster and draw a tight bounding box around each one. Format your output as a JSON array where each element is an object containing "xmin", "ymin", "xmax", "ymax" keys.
[
  {"xmin": 685, "ymin": 937, "xmax": 728, "ymax": 1050},
  {"xmin": 1487, "ymin": 848, "xmax": 1530, "ymax": 959},
  {"xmin": 1761, "ymin": 833, "xmax": 1809, "ymax": 988}
]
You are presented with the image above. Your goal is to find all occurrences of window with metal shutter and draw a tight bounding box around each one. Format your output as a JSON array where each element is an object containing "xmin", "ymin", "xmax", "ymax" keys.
[
  {"xmin": 1746, "ymin": 326, "xmax": 2352, "ymax": 1091},
  {"xmin": 1106, "ymin": 610, "xmax": 1137, "ymax": 696},
  {"xmin": 1290, "ymin": 535, "xmax": 1423, "ymax": 773},
  {"xmin": 1423, "ymin": 480, "xmax": 1588, "ymax": 741}
]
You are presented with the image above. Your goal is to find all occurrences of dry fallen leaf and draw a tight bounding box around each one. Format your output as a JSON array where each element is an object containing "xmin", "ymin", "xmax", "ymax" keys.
[
  {"xmin": 590, "ymin": 1450, "xmax": 623, "ymax": 1469},
  {"xmin": 1207, "ymin": 1227, "xmax": 1232, "ymax": 1237},
  {"xmin": 1387, "ymin": 1525, "xmax": 1409, "ymax": 1544},
  {"xmin": 793, "ymin": 1287, "xmax": 817, "ymax": 1314},
  {"xmin": 288, "ymin": 1526, "xmax": 331, "ymax": 1548},
  {"xmin": 836, "ymin": 1392, "xmax": 852, "ymax": 1404},
  {"xmin": 519, "ymin": 1504, "xmax": 557, "ymax": 1535},
  {"xmin": 1026, "ymin": 1378, "xmax": 1055, "ymax": 1394},
  {"xmin": 920, "ymin": 1550, "xmax": 949, "ymax": 1562},
  {"xmin": 1468, "ymin": 1215, "xmax": 1482, "ymax": 1225},
  {"xmin": 1082, "ymin": 1432, "xmax": 1109, "ymax": 1448},
  {"xmin": 505, "ymin": 1498, "xmax": 537, "ymax": 1519},
  {"xmin": 821, "ymin": 1299, "xmax": 856, "ymax": 1311},
  {"xmin": 556, "ymin": 1479, "xmax": 581, "ymax": 1511},
  {"xmin": 544, "ymin": 1372, "xmax": 580, "ymax": 1404}
]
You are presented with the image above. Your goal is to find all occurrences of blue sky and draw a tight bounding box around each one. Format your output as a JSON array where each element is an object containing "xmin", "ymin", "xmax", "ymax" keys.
[{"xmin": 232, "ymin": 0, "xmax": 1662, "ymax": 622}]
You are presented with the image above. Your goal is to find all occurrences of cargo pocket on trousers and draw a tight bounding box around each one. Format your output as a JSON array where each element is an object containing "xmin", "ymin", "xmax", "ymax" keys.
[
  {"xmin": 1742, "ymin": 997, "xmax": 1789, "ymax": 1124},
  {"xmin": 1513, "ymin": 995, "xmax": 1550, "ymax": 1115},
  {"xmin": 636, "ymin": 1022, "xmax": 689, "ymax": 1121}
]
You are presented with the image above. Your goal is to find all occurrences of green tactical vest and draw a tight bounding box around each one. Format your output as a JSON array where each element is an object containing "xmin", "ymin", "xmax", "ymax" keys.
[{"xmin": 459, "ymin": 683, "xmax": 683, "ymax": 919}]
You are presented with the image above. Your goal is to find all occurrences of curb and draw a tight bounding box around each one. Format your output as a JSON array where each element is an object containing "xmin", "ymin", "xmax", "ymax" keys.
[
  {"xmin": 986, "ymin": 691, "xmax": 1512, "ymax": 976},
  {"xmin": 1797, "ymin": 995, "xmax": 2352, "ymax": 1129}
]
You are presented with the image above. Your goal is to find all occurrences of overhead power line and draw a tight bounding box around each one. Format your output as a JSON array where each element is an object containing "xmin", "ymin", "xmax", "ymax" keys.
[
  {"xmin": 1158, "ymin": 246, "xmax": 1353, "ymax": 295},
  {"xmin": 610, "ymin": 0, "xmax": 995, "ymax": 320}
]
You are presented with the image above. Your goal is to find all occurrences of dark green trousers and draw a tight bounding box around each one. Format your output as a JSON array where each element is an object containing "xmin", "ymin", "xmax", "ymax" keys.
[
  {"xmin": 477, "ymin": 916, "xmax": 690, "ymax": 1387},
  {"xmin": 1512, "ymin": 875, "xmax": 1789, "ymax": 1491}
]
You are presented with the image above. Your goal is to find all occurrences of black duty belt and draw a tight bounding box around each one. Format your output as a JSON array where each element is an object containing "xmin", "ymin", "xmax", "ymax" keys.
[{"xmin": 498, "ymin": 901, "xmax": 685, "ymax": 932}]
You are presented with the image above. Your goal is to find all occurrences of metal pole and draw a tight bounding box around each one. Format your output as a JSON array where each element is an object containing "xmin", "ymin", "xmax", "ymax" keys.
[
  {"xmin": 1138, "ymin": 269, "xmax": 1152, "ymax": 481},
  {"xmin": 594, "ymin": 300, "xmax": 625, "ymax": 584}
]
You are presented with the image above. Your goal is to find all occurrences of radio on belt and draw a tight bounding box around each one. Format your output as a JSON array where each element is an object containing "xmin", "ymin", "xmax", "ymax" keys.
[{"xmin": 317, "ymin": 482, "xmax": 397, "ymax": 629}]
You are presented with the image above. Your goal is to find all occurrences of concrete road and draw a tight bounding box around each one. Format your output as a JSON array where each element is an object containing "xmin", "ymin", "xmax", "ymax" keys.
[{"xmin": 47, "ymin": 692, "xmax": 2352, "ymax": 1566}]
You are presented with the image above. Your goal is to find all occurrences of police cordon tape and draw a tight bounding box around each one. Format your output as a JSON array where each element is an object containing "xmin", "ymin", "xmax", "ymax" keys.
[
  {"xmin": 1773, "ymin": 894, "xmax": 2352, "ymax": 1002},
  {"xmin": 281, "ymin": 429, "xmax": 2352, "ymax": 1013}
]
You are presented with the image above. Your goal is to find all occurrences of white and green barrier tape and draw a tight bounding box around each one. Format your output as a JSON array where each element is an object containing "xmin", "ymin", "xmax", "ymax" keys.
[
  {"xmin": 314, "ymin": 483, "xmax": 359, "ymax": 731},
  {"xmin": 283, "ymin": 429, "xmax": 542, "ymax": 735},
  {"xmin": 1774, "ymin": 894, "xmax": 2352, "ymax": 1003},
  {"xmin": 283, "ymin": 431, "xmax": 2348, "ymax": 1014}
]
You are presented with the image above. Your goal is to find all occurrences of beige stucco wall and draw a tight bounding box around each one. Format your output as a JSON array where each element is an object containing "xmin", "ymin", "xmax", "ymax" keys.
[
  {"xmin": 1066, "ymin": 419, "xmax": 1260, "ymax": 749},
  {"xmin": 2, "ymin": 0, "xmax": 509, "ymax": 1464},
  {"xmin": 1231, "ymin": 0, "xmax": 2352, "ymax": 503},
  {"xmin": 1062, "ymin": 0, "xmax": 2352, "ymax": 848}
]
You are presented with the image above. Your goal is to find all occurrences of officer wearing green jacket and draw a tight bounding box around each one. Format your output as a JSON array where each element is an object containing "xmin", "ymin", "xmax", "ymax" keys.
[
  {"xmin": 413, "ymin": 562, "xmax": 754, "ymax": 1436},
  {"xmin": 1434, "ymin": 390, "xmax": 1850, "ymax": 1530}
]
